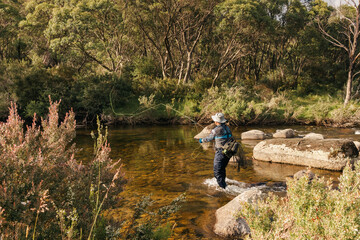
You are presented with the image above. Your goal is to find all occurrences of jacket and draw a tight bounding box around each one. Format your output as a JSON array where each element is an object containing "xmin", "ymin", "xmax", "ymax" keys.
[{"xmin": 202, "ymin": 124, "xmax": 232, "ymax": 149}]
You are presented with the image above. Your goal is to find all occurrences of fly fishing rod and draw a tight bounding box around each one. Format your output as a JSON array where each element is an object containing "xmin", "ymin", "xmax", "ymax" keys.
[{"xmin": 109, "ymin": 88, "xmax": 203, "ymax": 127}]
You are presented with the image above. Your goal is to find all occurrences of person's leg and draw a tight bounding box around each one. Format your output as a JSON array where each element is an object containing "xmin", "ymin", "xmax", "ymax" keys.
[
  {"xmin": 220, "ymin": 155, "xmax": 230, "ymax": 186},
  {"xmin": 213, "ymin": 151, "xmax": 228, "ymax": 188}
]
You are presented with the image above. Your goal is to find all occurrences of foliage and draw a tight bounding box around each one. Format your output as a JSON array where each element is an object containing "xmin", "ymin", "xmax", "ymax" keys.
[
  {"xmin": 0, "ymin": 99, "xmax": 125, "ymax": 239},
  {"xmin": 0, "ymin": 0, "xmax": 359, "ymax": 125},
  {"xmin": 239, "ymin": 162, "xmax": 360, "ymax": 239}
]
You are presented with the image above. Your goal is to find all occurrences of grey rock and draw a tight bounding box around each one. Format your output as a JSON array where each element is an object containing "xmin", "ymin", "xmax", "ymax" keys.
[
  {"xmin": 253, "ymin": 138, "xmax": 359, "ymax": 171},
  {"xmin": 241, "ymin": 130, "xmax": 266, "ymax": 140},
  {"xmin": 303, "ymin": 133, "xmax": 324, "ymax": 140},
  {"xmin": 214, "ymin": 189, "xmax": 264, "ymax": 238},
  {"xmin": 273, "ymin": 129, "xmax": 295, "ymax": 138},
  {"xmin": 194, "ymin": 123, "xmax": 216, "ymax": 139},
  {"xmin": 293, "ymin": 169, "xmax": 315, "ymax": 181},
  {"xmin": 354, "ymin": 141, "xmax": 360, "ymax": 151}
]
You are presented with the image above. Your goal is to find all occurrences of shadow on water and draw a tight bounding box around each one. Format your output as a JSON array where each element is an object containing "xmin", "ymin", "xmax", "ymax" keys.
[{"xmin": 75, "ymin": 125, "xmax": 357, "ymax": 239}]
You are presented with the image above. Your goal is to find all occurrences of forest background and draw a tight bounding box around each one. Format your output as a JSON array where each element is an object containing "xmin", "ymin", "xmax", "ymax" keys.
[{"xmin": 1, "ymin": 0, "xmax": 360, "ymax": 126}]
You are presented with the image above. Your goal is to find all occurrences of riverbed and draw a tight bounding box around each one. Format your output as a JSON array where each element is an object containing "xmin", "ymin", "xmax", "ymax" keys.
[{"xmin": 75, "ymin": 125, "xmax": 360, "ymax": 239}]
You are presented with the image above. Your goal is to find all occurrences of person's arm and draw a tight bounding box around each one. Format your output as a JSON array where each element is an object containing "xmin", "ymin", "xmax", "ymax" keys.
[{"xmin": 201, "ymin": 129, "xmax": 217, "ymax": 143}]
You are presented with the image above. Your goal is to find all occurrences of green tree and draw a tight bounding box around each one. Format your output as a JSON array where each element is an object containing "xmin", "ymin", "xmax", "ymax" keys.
[
  {"xmin": 318, "ymin": 0, "xmax": 360, "ymax": 105},
  {"xmin": 0, "ymin": 0, "xmax": 24, "ymax": 60}
]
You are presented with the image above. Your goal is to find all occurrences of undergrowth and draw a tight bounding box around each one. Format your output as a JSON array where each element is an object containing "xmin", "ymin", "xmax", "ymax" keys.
[{"xmin": 239, "ymin": 163, "xmax": 360, "ymax": 239}]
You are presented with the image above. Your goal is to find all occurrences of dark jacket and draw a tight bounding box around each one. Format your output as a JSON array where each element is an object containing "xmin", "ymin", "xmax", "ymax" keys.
[{"xmin": 202, "ymin": 124, "xmax": 232, "ymax": 149}]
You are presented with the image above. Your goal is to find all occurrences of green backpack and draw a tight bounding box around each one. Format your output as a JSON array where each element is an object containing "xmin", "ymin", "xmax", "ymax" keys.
[{"xmin": 222, "ymin": 137, "xmax": 239, "ymax": 158}]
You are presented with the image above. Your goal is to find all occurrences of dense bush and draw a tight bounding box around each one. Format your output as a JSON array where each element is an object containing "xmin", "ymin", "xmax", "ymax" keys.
[
  {"xmin": 239, "ymin": 163, "xmax": 360, "ymax": 239},
  {"xmin": 0, "ymin": 99, "xmax": 125, "ymax": 239}
]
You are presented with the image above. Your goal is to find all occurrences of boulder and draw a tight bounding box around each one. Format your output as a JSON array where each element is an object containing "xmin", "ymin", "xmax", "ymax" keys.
[
  {"xmin": 214, "ymin": 189, "xmax": 264, "ymax": 238},
  {"xmin": 293, "ymin": 169, "xmax": 315, "ymax": 181},
  {"xmin": 303, "ymin": 133, "xmax": 324, "ymax": 140},
  {"xmin": 194, "ymin": 123, "xmax": 216, "ymax": 139},
  {"xmin": 241, "ymin": 130, "xmax": 266, "ymax": 140},
  {"xmin": 354, "ymin": 141, "xmax": 360, "ymax": 151},
  {"xmin": 273, "ymin": 129, "xmax": 295, "ymax": 138},
  {"xmin": 253, "ymin": 138, "xmax": 359, "ymax": 171}
]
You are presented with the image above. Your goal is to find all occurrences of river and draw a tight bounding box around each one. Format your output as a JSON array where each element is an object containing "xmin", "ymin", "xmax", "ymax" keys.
[{"xmin": 75, "ymin": 124, "xmax": 360, "ymax": 239}]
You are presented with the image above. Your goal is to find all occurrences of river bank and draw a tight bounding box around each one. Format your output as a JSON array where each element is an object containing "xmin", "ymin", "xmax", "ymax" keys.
[{"xmin": 95, "ymin": 90, "xmax": 360, "ymax": 128}]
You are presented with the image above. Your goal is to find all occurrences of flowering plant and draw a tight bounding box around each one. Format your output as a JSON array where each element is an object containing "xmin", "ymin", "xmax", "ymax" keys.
[{"xmin": 0, "ymin": 98, "xmax": 125, "ymax": 239}]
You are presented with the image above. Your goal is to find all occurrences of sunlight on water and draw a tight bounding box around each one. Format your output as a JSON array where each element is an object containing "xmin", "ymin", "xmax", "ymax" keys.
[
  {"xmin": 75, "ymin": 124, "xmax": 355, "ymax": 239},
  {"xmin": 204, "ymin": 177, "xmax": 286, "ymax": 196}
]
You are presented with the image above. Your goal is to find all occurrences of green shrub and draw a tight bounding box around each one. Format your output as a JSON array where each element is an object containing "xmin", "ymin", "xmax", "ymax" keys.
[
  {"xmin": 200, "ymin": 86, "xmax": 249, "ymax": 120},
  {"xmin": 239, "ymin": 163, "xmax": 360, "ymax": 239}
]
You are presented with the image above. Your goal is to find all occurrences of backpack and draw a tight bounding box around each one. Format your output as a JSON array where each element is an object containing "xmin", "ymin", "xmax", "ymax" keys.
[{"xmin": 222, "ymin": 137, "xmax": 240, "ymax": 158}]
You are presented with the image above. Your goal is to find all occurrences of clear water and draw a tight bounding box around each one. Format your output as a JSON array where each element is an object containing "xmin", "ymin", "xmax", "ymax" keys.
[{"xmin": 75, "ymin": 124, "xmax": 360, "ymax": 239}]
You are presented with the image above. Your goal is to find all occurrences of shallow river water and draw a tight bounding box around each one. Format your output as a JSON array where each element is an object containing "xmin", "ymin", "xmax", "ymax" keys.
[{"xmin": 75, "ymin": 124, "xmax": 360, "ymax": 239}]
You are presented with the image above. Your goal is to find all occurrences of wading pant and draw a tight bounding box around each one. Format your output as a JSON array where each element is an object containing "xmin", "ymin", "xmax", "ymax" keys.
[{"xmin": 213, "ymin": 150, "xmax": 230, "ymax": 189}]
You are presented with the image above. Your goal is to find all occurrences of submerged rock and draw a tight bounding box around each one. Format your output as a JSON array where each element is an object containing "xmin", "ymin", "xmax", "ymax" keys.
[
  {"xmin": 293, "ymin": 169, "xmax": 315, "ymax": 181},
  {"xmin": 253, "ymin": 138, "xmax": 359, "ymax": 171},
  {"xmin": 273, "ymin": 129, "xmax": 295, "ymax": 138},
  {"xmin": 241, "ymin": 130, "xmax": 266, "ymax": 140},
  {"xmin": 214, "ymin": 189, "xmax": 264, "ymax": 238}
]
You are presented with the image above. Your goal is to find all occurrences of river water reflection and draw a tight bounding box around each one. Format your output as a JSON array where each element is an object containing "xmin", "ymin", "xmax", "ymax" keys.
[{"xmin": 75, "ymin": 125, "xmax": 360, "ymax": 239}]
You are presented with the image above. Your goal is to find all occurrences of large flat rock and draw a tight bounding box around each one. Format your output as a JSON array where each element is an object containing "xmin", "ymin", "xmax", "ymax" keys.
[{"xmin": 253, "ymin": 138, "xmax": 359, "ymax": 171}]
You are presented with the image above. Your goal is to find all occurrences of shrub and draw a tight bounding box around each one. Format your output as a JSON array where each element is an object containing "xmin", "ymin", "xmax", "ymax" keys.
[
  {"xmin": 200, "ymin": 86, "xmax": 249, "ymax": 121},
  {"xmin": 239, "ymin": 163, "xmax": 360, "ymax": 239},
  {"xmin": 0, "ymin": 98, "xmax": 125, "ymax": 239}
]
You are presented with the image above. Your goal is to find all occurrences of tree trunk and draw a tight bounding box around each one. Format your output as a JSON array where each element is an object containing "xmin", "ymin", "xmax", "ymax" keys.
[
  {"xmin": 212, "ymin": 71, "xmax": 219, "ymax": 87},
  {"xmin": 344, "ymin": 66, "xmax": 353, "ymax": 105},
  {"xmin": 177, "ymin": 61, "xmax": 184, "ymax": 85},
  {"xmin": 183, "ymin": 51, "xmax": 192, "ymax": 84}
]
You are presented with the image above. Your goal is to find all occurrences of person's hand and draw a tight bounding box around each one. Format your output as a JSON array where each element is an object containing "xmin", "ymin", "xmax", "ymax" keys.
[{"xmin": 199, "ymin": 138, "xmax": 203, "ymax": 143}]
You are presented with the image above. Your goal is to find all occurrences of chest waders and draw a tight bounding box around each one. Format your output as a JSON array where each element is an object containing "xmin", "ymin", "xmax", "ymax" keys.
[{"xmin": 213, "ymin": 125, "xmax": 235, "ymax": 189}]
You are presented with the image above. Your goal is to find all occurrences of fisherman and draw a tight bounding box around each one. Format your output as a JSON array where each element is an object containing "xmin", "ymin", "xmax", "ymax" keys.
[{"xmin": 199, "ymin": 113, "xmax": 232, "ymax": 189}]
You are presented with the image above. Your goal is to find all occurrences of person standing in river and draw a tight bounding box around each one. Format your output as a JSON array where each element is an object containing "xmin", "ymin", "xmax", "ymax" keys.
[{"xmin": 198, "ymin": 113, "xmax": 232, "ymax": 189}]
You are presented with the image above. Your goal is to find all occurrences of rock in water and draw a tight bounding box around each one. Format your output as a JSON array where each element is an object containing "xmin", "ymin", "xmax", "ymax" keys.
[
  {"xmin": 194, "ymin": 123, "xmax": 216, "ymax": 139},
  {"xmin": 273, "ymin": 129, "xmax": 295, "ymax": 138},
  {"xmin": 241, "ymin": 130, "xmax": 266, "ymax": 140},
  {"xmin": 303, "ymin": 133, "xmax": 324, "ymax": 140},
  {"xmin": 353, "ymin": 141, "xmax": 360, "ymax": 151},
  {"xmin": 293, "ymin": 169, "xmax": 315, "ymax": 181},
  {"xmin": 253, "ymin": 138, "xmax": 359, "ymax": 171},
  {"xmin": 214, "ymin": 189, "xmax": 264, "ymax": 238}
]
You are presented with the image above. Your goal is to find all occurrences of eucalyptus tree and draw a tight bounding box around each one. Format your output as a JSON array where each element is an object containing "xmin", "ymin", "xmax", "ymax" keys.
[
  {"xmin": 172, "ymin": 0, "xmax": 218, "ymax": 84},
  {"xmin": 21, "ymin": 0, "xmax": 131, "ymax": 74},
  {"xmin": 0, "ymin": 1, "xmax": 24, "ymax": 60},
  {"xmin": 318, "ymin": 0, "xmax": 360, "ymax": 105},
  {"xmin": 212, "ymin": 0, "xmax": 290, "ymax": 84},
  {"xmin": 125, "ymin": 0, "xmax": 183, "ymax": 79},
  {"xmin": 207, "ymin": 0, "xmax": 253, "ymax": 86},
  {"xmin": 19, "ymin": 0, "xmax": 55, "ymax": 66}
]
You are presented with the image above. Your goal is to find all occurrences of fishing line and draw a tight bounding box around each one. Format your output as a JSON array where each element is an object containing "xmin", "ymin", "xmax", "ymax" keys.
[
  {"xmin": 109, "ymin": 88, "xmax": 203, "ymax": 127},
  {"xmin": 190, "ymin": 144, "xmax": 204, "ymax": 159}
]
